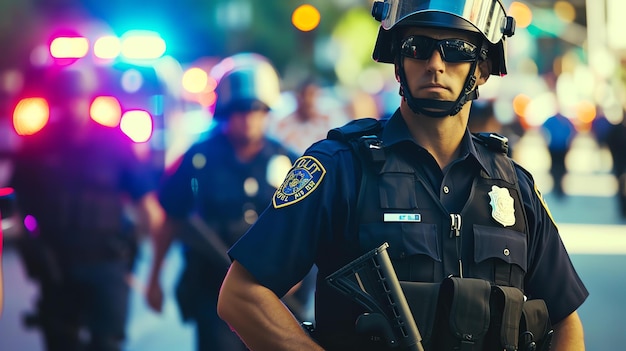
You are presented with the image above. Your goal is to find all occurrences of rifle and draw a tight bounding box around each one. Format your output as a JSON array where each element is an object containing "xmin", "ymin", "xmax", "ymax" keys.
[
  {"xmin": 178, "ymin": 212, "xmax": 232, "ymax": 267},
  {"xmin": 179, "ymin": 213, "xmax": 312, "ymax": 320},
  {"xmin": 326, "ymin": 242, "xmax": 424, "ymax": 351}
]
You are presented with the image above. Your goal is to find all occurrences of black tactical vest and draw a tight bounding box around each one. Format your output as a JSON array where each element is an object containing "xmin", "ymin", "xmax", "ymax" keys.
[{"xmin": 326, "ymin": 118, "xmax": 552, "ymax": 351}]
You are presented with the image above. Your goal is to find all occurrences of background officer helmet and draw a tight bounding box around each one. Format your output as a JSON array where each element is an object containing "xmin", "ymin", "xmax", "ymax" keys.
[
  {"xmin": 371, "ymin": 0, "xmax": 516, "ymax": 76},
  {"xmin": 44, "ymin": 67, "xmax": 98, "ymax": 130},
  {"xmin": 212, "ymin": 53, "xmax": 281, "ymax": 121}
]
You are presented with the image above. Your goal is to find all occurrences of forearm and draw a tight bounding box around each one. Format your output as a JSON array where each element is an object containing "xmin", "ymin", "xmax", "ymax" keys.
[
  {"xmin": 218, "ymin": 262, "xmax": 324, "ymax": 351},
  {"xmin": 148, "ymin": 217, "xmax": 177, "ymax": 281},
  {"xmin": 551, "ymin": 311, "xmax": 585, "ymax": 351},
  {"xmin": 137, "ymin": 192, "xmax": 165, "ymax": 235}
]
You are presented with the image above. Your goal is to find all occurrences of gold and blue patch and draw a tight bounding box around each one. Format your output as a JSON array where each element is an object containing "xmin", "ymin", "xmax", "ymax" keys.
[
  {"xmin": 273, "ymin": 156, "xmax": 326, "ymax": 208},
  {"xmin": 534, "ymin": 183, "xmax": 557, "ymax": 227}
]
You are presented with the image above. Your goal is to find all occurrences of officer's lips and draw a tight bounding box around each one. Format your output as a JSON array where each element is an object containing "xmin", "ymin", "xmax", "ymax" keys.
[{"xmin": 420, "ymin": 83, "xmax": 449, "ymax": 91}]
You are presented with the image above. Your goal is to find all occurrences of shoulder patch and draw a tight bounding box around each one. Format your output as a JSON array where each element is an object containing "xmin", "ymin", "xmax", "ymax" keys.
[
  {"xmin": 272, "ymin": 156, "xmax": 326, "ymax": 208},
  {"xmin": 534, "ymin": 183, "xmax": 557, "ymax": 227}
]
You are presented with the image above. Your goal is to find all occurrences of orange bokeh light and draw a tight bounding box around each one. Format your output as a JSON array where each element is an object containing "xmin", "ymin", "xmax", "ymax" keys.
[{"xmin": 292, "ymin": 4, "xmax": 321, "ymax": 32}]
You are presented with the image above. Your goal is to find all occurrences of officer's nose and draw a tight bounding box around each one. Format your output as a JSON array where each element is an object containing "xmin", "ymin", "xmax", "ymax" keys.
[{"xmin": 426, "ymin": 47, "xmax": 446, "ymax": 72}]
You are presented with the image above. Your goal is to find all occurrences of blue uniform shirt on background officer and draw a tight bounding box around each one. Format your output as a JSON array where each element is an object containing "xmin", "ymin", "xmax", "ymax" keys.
[
  {"xmin": 145, "ymin": 53, "xmax": 315, "ymax": 351},
  {"xmin": 218, "ymin": 1, "xmax": 588, "ymax": 350}
]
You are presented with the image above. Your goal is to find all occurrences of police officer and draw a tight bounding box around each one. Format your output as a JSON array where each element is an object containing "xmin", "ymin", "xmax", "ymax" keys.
[
  {"xmin": 10, "ymin": 67, "xmax": 164, "ymax": 351},
  {"xmin": 217, "ymin": 1, "xmax": 588, "ymax": 350},
  {"xmin": 145, "ymin": 53, "xmax": 311, "ymax": 351},
  {"xmin": 606, "ymin": 115, "xmax": 626, "ymax": 218}
]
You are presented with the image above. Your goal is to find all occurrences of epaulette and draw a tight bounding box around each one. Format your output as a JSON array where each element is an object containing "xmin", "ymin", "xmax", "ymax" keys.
[
  {"xmin": 327, "ymin": 118, "xmax": 383, "ymax": 142},
  {"xmin": 327, "ymin": 118, "xmax": 386, "ymax": 164},
  {"xmin": 472, "ymin": 132, "xmax": 509, "ymax": 154}
]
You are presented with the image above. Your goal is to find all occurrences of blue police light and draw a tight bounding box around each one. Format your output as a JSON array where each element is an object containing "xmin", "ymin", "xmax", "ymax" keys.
[{"xmin": 120, "ymin": 30, "xmax": 166, "ymax": 60}]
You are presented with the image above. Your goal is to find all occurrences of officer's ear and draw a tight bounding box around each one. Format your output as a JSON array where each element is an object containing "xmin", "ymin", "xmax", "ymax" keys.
[
  {"xmin": 476, "ymin": 59, "xmax": 491, "ymax": 86},
  {"xmin": 394, "ymin": 62, "xmax": 401, "ymax": 82}
]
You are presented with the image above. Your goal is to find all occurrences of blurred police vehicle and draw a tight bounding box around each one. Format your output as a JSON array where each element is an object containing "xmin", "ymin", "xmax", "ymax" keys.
[
  {"xmin": 13, "ymin": 26, "xmax": 167, "ymax": 163},
  {"xmin": 1, "ymin": 21, "xmax": 174, "ymax": 240}
]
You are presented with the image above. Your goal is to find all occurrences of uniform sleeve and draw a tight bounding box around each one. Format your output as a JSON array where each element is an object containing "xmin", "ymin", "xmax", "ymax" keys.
[
  {"xmin": 517, "ymin": 166, "xmax": 589, "ymax": 324},
  {"xmin": 158, "ymin": 150, "xmax": 197, "ymax": 219},
  {"xmin": 228, "ymin": 141, "xmax": 356, "ymax": 297},
  {"xmin": 120, "ymin": 146, "xmax": 157, "ymax": 201}
]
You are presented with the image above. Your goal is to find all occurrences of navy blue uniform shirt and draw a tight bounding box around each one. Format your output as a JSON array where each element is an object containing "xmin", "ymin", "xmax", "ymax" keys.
[
  {"xmin": 11, "ymin": 123, "xmax": 154, "ymax": 255},
  {"xmin": 229, "ymin": 110, "xmax": 588, "ymax": 335},
  {"xmin": 159, "ymin": 132, "xmax": 297, "ymax": 243}
]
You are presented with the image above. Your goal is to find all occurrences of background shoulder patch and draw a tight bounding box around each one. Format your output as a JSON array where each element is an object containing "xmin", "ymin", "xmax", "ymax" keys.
[
  {"xmin": 534, "ymin": 183, "xmax": 557, "ymax": 227},
  {"xmin": 273, "ymin": 155, "xmax": 326, "ymax": 208}
]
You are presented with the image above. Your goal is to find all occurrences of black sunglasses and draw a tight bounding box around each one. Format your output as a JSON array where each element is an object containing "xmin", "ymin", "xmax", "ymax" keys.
[{"xmin": 400, "ymin": 35, "xmax": 483, "ymax": 63}]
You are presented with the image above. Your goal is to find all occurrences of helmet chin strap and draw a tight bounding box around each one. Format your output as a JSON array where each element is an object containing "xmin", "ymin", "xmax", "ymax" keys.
[{"xmin": 398, "ymin": 58, "xmax": 480, "ymax": 118}]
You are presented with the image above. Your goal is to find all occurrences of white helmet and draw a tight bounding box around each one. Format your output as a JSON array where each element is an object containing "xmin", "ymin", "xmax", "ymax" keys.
[
  {"xmin": 212, "ymin": 53, "xmax": 281, "ymax": 120},
  {"xmin": 372, "ymin": 0, "xmax": 515, "ymax": 75}
]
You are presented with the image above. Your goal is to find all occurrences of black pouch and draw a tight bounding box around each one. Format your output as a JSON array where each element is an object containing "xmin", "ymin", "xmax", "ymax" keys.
[
  {"xmin": 434, "ymin": 277, "xmax": 492, "ymax": 351},
  {"xmin": 486, "ymin": 285, "xmax": 525, "ymax": 351},
  {"xmin": 520, "ymin": 299, "xmax": 553, "ymax": 351},
  {"xmin": 402, "ymin": 278, "xmax": 552, "ymax": 351}
]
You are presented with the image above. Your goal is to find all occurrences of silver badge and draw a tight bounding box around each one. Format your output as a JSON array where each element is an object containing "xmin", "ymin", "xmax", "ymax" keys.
[{"xmin": 488, "ymin": 185, "xmax": 515, "ymax": 227}]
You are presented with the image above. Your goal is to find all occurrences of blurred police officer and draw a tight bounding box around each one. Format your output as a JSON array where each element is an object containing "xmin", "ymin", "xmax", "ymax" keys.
[
  {"xmin": 606, "ymin": 115, "xmax": 626, "ymax": 218},
  {"xmin": 145, "ymin": 53, "xmax": 310, "ymax": 351},
  {"xmin": 10, "ymin": 67, "xmax": 164, "ymax": 351},
  {"xmin": 541, "ymin": 112, "xmax": 577, "ymax": 199},
  {"xmin": 218, "ymin": 1, "xmax": 588, "ymax": 350}
]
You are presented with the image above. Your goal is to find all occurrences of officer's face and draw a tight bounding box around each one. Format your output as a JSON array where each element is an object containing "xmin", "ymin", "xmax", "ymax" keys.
[
  {"xmin": 226, "ymin": 109, "xmax": 269, "ymax": 145},
  {"xmin": 398, "ymin": 27, "xmax": 489, "ymax": 103}
]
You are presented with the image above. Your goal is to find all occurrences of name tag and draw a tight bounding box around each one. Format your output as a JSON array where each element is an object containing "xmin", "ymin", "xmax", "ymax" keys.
[{"xmin": 383, "ymin": 213, "xmax": 422, "ymax": 222}]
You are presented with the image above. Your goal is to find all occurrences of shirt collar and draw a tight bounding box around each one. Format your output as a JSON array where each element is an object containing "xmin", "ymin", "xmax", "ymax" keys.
[
  {"xmin": 380, "ymin": 109, "xmax": 418, "ymax": 147},
  {"xmin": 380, "ymin": 108, "xmax": 493, "ymax": 176}
]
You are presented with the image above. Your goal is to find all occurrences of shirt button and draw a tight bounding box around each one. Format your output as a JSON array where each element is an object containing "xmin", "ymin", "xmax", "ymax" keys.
[
  {"xmin": 443, "ymin": 186, "xmax": 450, "ymax": 194},
  {"xmin": 503, "ymin": 248, "xmax": 510, "ymax": 256}
]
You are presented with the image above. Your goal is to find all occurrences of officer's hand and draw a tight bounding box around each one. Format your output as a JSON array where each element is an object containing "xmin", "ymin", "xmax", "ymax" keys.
[{"xmin": 146, "ymin": 277, "xmax": 164, "ymax": 313}]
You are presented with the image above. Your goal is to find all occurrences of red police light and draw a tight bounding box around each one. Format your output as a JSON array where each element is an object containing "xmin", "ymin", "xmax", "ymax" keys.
[
  {"xmin": 13, "ymin": 97, "xmax": 50, "ymax": 136},
  {"xmin": 90, "ymin": 96, "xmax": 122, "ymax": 127},
  {"xmin": 120, "ymin": 110, "xmax": 153, "ymax": 143}
]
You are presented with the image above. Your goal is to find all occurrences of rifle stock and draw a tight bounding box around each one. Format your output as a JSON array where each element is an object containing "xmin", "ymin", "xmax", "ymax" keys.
[{"xmin": 326, "ymin": 242, "xmax": 424, "ymax": 351}]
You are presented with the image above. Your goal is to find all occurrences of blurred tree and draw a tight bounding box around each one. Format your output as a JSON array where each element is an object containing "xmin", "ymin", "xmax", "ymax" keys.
[
  {"xmin": 0, "ymin": 0, "xmax": 371, "ymax": 84},
  {"xmin": 0, "ymin": 0, "xmax": 42, "ymax": 70}
]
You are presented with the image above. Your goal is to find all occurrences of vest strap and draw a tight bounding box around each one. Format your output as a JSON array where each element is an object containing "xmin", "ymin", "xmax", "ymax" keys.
[{"xmin": 494, "ymin": 263, "xmax": 511, "ymax": 286}]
